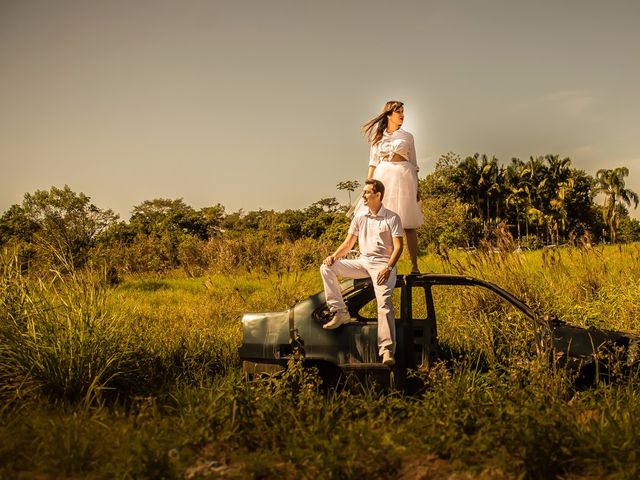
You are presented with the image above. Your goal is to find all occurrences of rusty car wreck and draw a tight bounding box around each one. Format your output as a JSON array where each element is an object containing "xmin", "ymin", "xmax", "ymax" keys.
[{"xmin": 239, "ymin": 274, "xmax": 640, "ymax": 388}]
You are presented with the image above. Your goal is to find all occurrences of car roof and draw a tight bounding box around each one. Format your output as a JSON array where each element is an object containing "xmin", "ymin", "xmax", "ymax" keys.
[{"xmin": 343, "ymin": 273, "xmax": 539, "ymax": 324}]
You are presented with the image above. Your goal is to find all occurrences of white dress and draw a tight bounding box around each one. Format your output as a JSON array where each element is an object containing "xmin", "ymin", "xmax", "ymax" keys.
[{"xmin": 354, "ymin": 128, "xmax": 424, "ymax": 229}]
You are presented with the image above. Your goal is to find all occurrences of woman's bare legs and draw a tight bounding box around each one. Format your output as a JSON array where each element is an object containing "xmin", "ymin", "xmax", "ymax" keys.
[{"xmin": 405, "ymin": 228, "xmax": 419, "ymax": 273}]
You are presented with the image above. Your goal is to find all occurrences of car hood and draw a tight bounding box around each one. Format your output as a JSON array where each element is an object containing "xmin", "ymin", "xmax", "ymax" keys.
[{"xmin": 239, "ymin": 310, "xmax": 290, "ymax": 361}]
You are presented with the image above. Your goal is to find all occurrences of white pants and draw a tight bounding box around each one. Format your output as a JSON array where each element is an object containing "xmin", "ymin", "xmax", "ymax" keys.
[{"xmin": 319, "ymin": 258, "xmax": 396, "ymax": 355}]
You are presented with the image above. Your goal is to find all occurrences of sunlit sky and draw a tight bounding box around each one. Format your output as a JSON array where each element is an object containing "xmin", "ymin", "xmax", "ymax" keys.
[{"xmin": 2, "ymin": 0, "xmax": 639, "ymax": 219}]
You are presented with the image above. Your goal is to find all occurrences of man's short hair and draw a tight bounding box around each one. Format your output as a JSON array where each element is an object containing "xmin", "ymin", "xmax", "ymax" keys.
[{"xmin": 365, "ymin": 179, "xmax": 385, "ymax": 200}]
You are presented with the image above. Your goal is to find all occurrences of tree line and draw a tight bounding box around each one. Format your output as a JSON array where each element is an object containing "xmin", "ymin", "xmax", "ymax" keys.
[
  {"xmin": 1, "ymin": 154, "xmax": 638, "ymax": 275},
  {"xmin": 419, "ymin": 153, "xmax": 639, "ymax": 249},
  {"xmin": 0, "ymin": 186, "xmax": 349, "ymax": 275}
]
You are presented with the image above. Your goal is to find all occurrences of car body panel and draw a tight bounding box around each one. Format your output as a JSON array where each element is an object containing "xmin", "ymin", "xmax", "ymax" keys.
[{"xmin": 239, "ymin": 274, "xmax": 639, "ymax": 386}]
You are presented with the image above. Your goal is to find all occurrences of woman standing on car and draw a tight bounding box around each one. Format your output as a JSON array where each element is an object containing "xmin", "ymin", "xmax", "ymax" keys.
[{"xmin": 359, "ymin": 100, "xmax": 424, "ymax": 274}]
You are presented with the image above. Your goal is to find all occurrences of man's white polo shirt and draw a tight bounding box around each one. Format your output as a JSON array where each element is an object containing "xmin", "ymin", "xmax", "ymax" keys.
[{"xmin": 348, "ymin": 205, "xmax": 404, "ymax": 261}]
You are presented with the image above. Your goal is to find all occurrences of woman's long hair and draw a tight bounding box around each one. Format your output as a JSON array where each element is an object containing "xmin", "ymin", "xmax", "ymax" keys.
[{"xmin": 362, "ymin": 100, "xmax": 404, "ymax": 146}]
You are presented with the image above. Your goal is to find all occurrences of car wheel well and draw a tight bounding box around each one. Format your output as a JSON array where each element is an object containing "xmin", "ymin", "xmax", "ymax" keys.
[{"xmin": 302, "ymin": 360, "xmax": 342, "ymax": 389}]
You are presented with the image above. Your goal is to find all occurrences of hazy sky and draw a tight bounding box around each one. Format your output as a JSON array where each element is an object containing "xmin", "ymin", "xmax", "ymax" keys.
[{"xmin": 2, "ymin": 0, "xmax": 639, "ymax": 219}]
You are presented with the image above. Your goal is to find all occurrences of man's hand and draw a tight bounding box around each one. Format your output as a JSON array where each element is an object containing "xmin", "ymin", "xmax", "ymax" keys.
[
  {"xmin": 324, "ymin": 235, "xmax": 356, "ymax": 267},
  {"xmin": 377, "ymin": 266, "xmax": 391, "ymax": 285},
  {"xmin": 323, "ymin": 255, "xmax": 336, "ymax": 266}
]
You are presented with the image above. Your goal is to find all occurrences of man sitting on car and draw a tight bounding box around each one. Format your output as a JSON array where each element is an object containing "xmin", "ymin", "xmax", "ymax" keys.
[{"xmin": 320, "ymin": 179, "xmax": 404, "ymax": 366}]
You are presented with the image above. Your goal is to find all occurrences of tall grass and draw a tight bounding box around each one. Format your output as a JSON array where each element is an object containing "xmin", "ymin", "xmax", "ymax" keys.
[
  {"xmin": 436, "ymin": 242, "xmax": 640, "ymax": 332},
  {"xmin": 1, "ymin": 243, "xmax": 640, "ymax": 478},
  {"xmin": 0, "ymin": 258, "xmax": 246, "ymax": 411},
  {"xmin": 0, "ymin": 255, "xmax": 132, "ymax": 408}
]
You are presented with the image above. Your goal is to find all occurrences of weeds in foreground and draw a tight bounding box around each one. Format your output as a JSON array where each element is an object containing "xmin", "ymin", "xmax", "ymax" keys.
[{"xmin": 3, "ymin": 357, "xmax": 640, "ymax": 479}]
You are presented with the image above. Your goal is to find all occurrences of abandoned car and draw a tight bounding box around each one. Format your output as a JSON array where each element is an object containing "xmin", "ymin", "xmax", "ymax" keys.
[{"xmin": 239, "ymin": 274, "xmax": 640, "ymax": 388}]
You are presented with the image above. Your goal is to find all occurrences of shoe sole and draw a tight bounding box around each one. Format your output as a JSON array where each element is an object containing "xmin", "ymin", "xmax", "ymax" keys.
[{"xmin": 323, "ymin": 317, "xmax": 357, "ymax": 329}]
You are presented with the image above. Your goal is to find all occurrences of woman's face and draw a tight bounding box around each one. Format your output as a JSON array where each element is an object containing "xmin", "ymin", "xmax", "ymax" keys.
[{"xmin": 387, "ymin": 106, "xmax": 404, "ymax": 127}]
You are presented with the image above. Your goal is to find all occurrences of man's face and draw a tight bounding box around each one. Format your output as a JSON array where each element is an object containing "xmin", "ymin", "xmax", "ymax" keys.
[{"xmin": 362, "ymin": 184, "xmax": 380, "ymax": 206}]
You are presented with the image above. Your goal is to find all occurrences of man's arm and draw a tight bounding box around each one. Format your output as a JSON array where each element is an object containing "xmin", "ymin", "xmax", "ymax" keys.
[
  {"xmin": 323, "ymin": 234, "xmax": 357, "ymax": 266},
  {"xmin": 376, "ymin": 236, "xmax": 404, "ymax": 285}
]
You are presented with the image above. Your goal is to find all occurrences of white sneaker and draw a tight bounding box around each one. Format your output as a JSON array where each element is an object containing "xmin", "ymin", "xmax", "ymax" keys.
[
  {"xmin": 382, "ymin": 351, "xmax": 395, "ymax": 366},
  {"xmin": 323, "ymin": 310, "xmax": 354, "ymax": 329}
]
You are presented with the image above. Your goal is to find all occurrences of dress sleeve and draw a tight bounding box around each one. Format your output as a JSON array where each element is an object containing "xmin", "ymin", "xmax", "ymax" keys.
[
  {"xmin": 392, "ymin": 131, "xmax": 419, "ymax": 173},
  {"xmin": 368, "ymin": 143, "xmax": 380, "ymax": 167}
]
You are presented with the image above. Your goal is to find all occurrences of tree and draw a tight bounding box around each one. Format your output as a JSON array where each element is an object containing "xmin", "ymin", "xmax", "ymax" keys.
[
  {"xmin": 418, "ymin": 196, "xmax": 481, "ymax": 251},
  {"xmin": 302, "ymin": 198, "xmax": 342, "ymax": 238},
  {"xmin": 504, "ymin": 158, "xmax": 527, "ymax": 240},
  {"xmin": 199, "ymin": 204, "xmax": 226, "ymax": 238},
  {"xmin": 14, "ymin": 185, "xmax": 117, "ymax": 268},
  {"xmin": 127, "ymin": 198, "xmax": 209, "ymax": 269},
  {"xmin": 595, "ymin": 167, "xmax": 639, "ymax": 242},
  {"xmin": 521, "ymin": 156, "xmax": 548, "ymax": 239},
  {"xmin": 618, "ymin": 216, "xmax": 640, "ymax": 242},
  {"xmin": 563, "ymin": 170, "xmax": 598, "ymax": 239},
  {"xmin": 274, "ymin": 209, "xmax": 308, "ymax": 240},
  {"xmin": 451, "ymin": 154, "xmax": 483, "ymax": 219},
  {"xmin": 429, "ymin": 153, "xmax": 606, "ymax": 246},
  {"xmin": 420, "ymin": 152, "xmax": 460, "ymax": 199},
  {"xmin": 477, "ymin": 155, "xmax": 502, "ymax": 223},
  {"xmin": 545, "ymin": 155, "xmax": 573, "ymax": 243},
  {"xmin": 452, "ymin": 153, "xmax": 502, "ymax": 231},
  {"xmin": 0, "ymin": 204, "xmax": 38, "ymax": 245},
  {"xmin": 305, "ymin": 197, "xmax": 341, "ymax": 216},
  {"xmin": 336, "ymin": 180, "xmax": 361, "ymax": 206},
  {"xmin": 130, "ymin": 198, "xmax": 194, "ymax": 236}
]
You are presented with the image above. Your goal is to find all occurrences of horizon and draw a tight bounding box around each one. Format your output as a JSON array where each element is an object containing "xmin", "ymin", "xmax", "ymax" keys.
[{"xmin": 5, "ymin": 154, "xmax": 638, "ymax": 223}]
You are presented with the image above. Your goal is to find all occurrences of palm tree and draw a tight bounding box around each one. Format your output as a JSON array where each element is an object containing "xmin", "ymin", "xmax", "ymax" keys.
[
  {"xmin": 478, "ymin": 155, "xmax": 502, "ymax": 224},
  {"xmin": 454, "ymin": 154, "xmax": 483, "ymax": 217},
  {"xmin": 521, "ymin": 156, "xmax": 547, "ymax": 239},
  {"xmin": 545, "ymin": 155, "xmax": 573, "ymax": 243},
  {"xmin": 545, "ymin": 155, "xmax": 572, "ymax": 184},
  {"xmin": 336, "ymin": 180, "xmax": 361, "ymax": 206},
  {"xmin": 595, "ymin": 167, "xmax": 639, "ymax": 242},
  {"xmin": 504, "ymin": 158, "xmax": 527, "ymax": 239},
  {"xmin": 549, "ymin": 175, "xmax": 575, "ymax": 244}
]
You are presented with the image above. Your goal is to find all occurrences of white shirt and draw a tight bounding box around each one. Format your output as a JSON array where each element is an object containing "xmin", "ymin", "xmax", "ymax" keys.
[
  {"xmin": 368, "ymin": 128, "xmax": 419, "ymax": 172},
  {"xmin": 348, "ymin": 205, "xmax": 404, "ymax": 261}
]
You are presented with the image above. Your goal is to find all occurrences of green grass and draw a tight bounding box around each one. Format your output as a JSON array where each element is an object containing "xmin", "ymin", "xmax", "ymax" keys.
[{"xmin": 1, "ymin": 243, "xmax": 640, "ymax": 478}]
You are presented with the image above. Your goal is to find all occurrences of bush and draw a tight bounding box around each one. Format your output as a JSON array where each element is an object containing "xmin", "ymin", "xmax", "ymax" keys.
[
  {"xmin": 618, "ymin": 217, "xmax": 640, "ymax": 242},
  {"xmin": 418, "ymin": 196, "xmax": 482, "ymax": 251},
  {"xmin": 202, "ymin": 235, "xmax": 330, "ymax": 274},
  {"xmin": 177, "ymin": 236, "xmax": 208, "ymax": 277}
]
